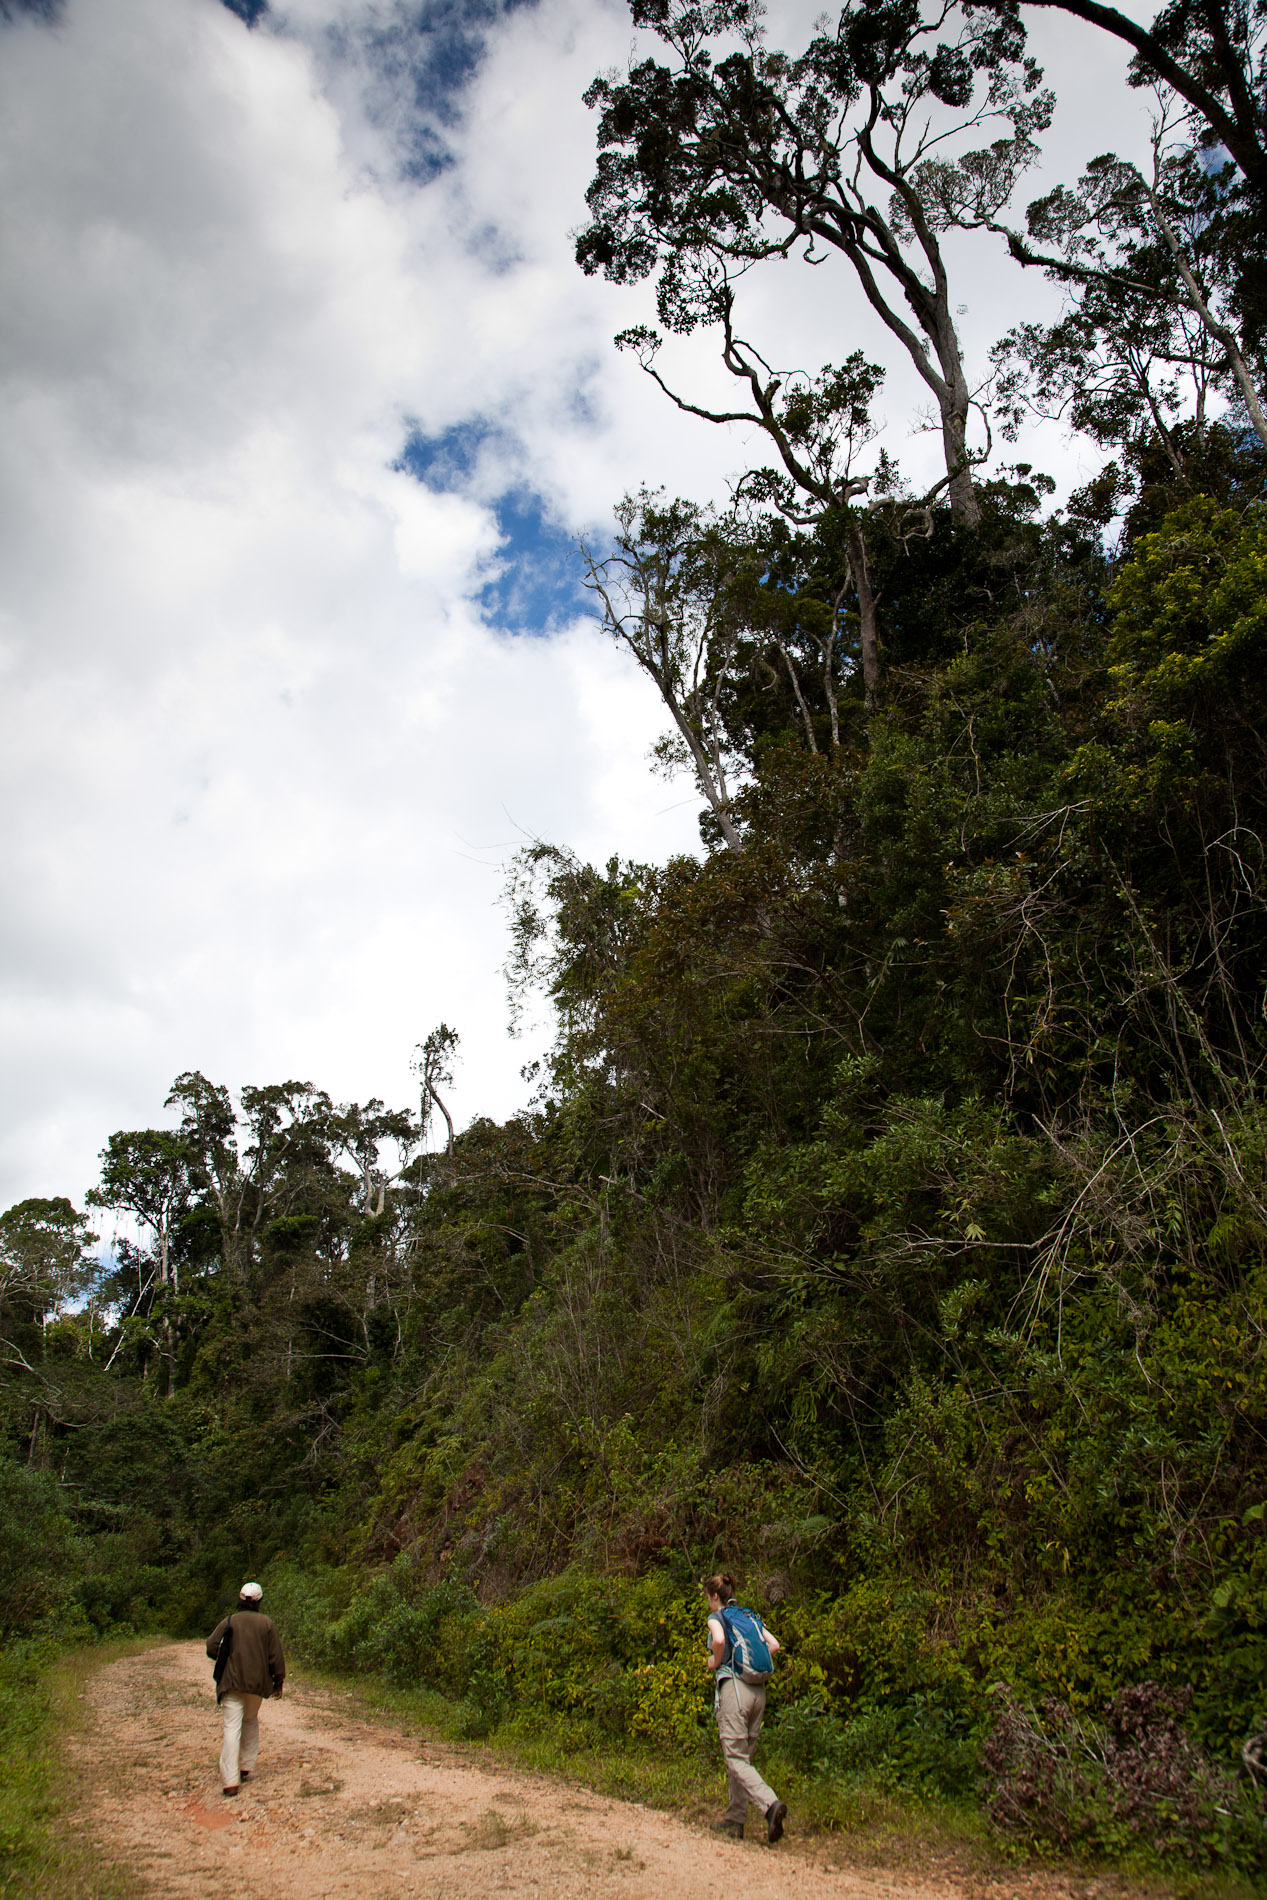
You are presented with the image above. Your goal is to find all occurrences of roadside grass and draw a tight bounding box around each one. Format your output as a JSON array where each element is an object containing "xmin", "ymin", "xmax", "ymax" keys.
[{"xmin": 0, "ymin": 1639, "xmax": 148, "ymax": 1900}]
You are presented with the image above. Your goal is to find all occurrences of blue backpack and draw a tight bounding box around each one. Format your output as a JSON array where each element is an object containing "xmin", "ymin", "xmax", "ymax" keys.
[{"xmin": 719, "ymin": 1604, "xmax": 774, "ymax": 1685}]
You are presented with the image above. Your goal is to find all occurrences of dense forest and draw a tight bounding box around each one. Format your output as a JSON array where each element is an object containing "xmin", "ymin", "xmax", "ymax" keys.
[{"xmin": 3, "ymin": 0, "xmax": 1266, "ymax": 1876}]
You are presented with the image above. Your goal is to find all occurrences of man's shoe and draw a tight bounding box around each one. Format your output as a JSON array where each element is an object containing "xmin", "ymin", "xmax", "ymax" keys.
[
  {"xmin": 240, "ymin": 1772, "xmax": 251, "ymax": 1782},
  {"xmin": 223, "ymin": 1787, "xmax": 239, "ymax": 1798},
  {"xmin": 765, "ymin": 1799, "xmax": 787, "ymax": 1844},
  {"xmin": 711, "ymin": 1819, "xmax": 743, "ymax": 1839}
]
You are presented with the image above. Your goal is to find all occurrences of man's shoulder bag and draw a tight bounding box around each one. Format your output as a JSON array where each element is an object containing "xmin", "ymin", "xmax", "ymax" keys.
[{"xmin": 212, "ymin": 1615, "xmax": 233, "ymax": 1687}]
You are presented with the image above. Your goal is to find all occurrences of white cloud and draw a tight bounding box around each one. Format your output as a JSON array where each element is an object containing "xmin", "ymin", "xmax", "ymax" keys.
[{"xmin": 0, "ymin": 0, "xmax": 706, "ymax": 1207}]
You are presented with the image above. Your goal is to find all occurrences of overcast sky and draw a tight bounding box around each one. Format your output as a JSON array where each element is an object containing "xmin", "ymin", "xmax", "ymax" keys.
[{"xmin": 0, "ymin": 0, "xmax": 1155, "ymax": 1211}]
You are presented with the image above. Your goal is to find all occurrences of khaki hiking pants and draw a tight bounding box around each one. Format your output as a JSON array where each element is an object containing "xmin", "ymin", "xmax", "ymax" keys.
[
  {"xmin": 716, "ymin": 1676, "xmax": 778, "ymax": 1826},
  {"xmin": 219, "ymin": 1692, "xmax": 263, "ymax": 1790}
]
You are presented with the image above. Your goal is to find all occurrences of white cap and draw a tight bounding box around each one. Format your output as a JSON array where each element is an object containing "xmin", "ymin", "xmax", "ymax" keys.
[{"xmin": 239, "ymin": 1581, "xmax": 263, "ymax": 1600}]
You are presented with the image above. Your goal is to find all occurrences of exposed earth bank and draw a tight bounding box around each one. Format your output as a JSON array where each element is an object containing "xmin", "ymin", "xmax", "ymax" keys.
[{"xmin": 62, "ymin": 1642, "xmax": 1104, "ymax": 1900}]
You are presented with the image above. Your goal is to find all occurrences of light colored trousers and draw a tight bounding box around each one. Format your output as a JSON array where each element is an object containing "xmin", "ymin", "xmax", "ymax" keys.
[
  {"xmin": 219, "ymin": 1692, "xmax": 263, "ymax": 1789},
  {"xmin": 716, "ymin": 1676, "xmax": 778, "ymax": 1825}
]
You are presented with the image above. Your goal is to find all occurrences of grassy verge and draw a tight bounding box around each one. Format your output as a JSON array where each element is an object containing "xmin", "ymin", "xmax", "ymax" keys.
[{"xmin": 0, "ymin": 1639, "xmax": 148, "ymax": 1900}]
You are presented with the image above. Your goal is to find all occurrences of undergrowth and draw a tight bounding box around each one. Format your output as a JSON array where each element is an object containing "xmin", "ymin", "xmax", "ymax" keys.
[{"xmin": 266, "ymin": 1561, "xmax": 1267, "ymax": 1890}]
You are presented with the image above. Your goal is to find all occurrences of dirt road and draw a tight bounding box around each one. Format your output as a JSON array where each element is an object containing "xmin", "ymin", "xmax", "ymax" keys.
[{"xmin": 61, "ymin": 1642, "xmax": 1070, "ymax": 1900}]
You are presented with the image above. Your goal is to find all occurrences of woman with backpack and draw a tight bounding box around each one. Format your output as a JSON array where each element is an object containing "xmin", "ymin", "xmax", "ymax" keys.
[{"xmin": 704, "ymin": 1572, "xmax": 788, "ymax": 1844}]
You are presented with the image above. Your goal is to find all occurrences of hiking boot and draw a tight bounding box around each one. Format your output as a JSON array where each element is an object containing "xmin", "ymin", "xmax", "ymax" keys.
[
  {"xmin": 711, "ymin": 1819, "xmax": 744, "ymax": 1840},
  {"xmin": 223, "ymin": 1786, "xmax": 239, "ymax": 1798},
  {"xmin": 765, "ymin": 1799, "xmax": 787, "ymax": 1844}
]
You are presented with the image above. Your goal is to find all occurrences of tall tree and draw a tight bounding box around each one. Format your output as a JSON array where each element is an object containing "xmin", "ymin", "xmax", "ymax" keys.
[
  {"xmin": 166, "ymin": 1071, "xmax": 341, "ymax": 1286},
  {"xmin": 613, "ymin": 324, "xmax": 907, "ymax": 702},
  {"xmin": 0, "ymin": 1198, "xmax": 97, "ymax": 1349},
  {"xmin": 581, "ymin": 492, "xmax": 750, "ymax": 846},
  {"xmin": 414, "ymin": 1027, "xmax": 460, "ymax": 1159},
  {"xmin": 578, "ymin": 0, "xmax": 1053, "ymax": 524},
  {"xmin": 88, "ymin": 1132, "xmax": 193, "ymax": 1394},
  {"xmin": 166, "ymin": 1072, "xmax": 245, "ymax": 1276},
  {"xmin": 330, "ymin": 1101, "xmax": 420, "ymax": 1218}
]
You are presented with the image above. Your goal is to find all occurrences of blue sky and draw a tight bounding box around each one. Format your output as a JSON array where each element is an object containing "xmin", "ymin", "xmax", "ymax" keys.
[
  {"xmin": 328, "ymin": 0, "xmax": 541, "ymax": 182},
  {"xmin": 398, "ymin": 421, "xmax": 586, "ymax": 630}
]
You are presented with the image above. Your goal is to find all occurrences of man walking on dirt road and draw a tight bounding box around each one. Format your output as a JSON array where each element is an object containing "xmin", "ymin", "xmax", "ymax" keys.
[{"xmin": 205, "ymin": 1581, "xmax": 286, "ymax": 1796}]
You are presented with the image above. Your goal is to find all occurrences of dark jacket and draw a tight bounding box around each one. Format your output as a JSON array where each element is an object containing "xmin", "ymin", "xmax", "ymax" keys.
[{"xmin": 205, "ymin": 1608, "xmax": 286, "ymax": 1702}]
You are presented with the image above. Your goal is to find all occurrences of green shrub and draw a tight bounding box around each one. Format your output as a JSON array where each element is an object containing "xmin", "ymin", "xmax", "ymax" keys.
[
  {"xmin": 0, "ymin": 1641, "xmax": 56, "ymax": 1881},
  {"xmin": 983, "ymin": 1682, "xmax": 1266, "ymax": 1875},
  {"xmin": 0, "ymin": 1463, "xmax": 76, "ymax": 1637}
]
